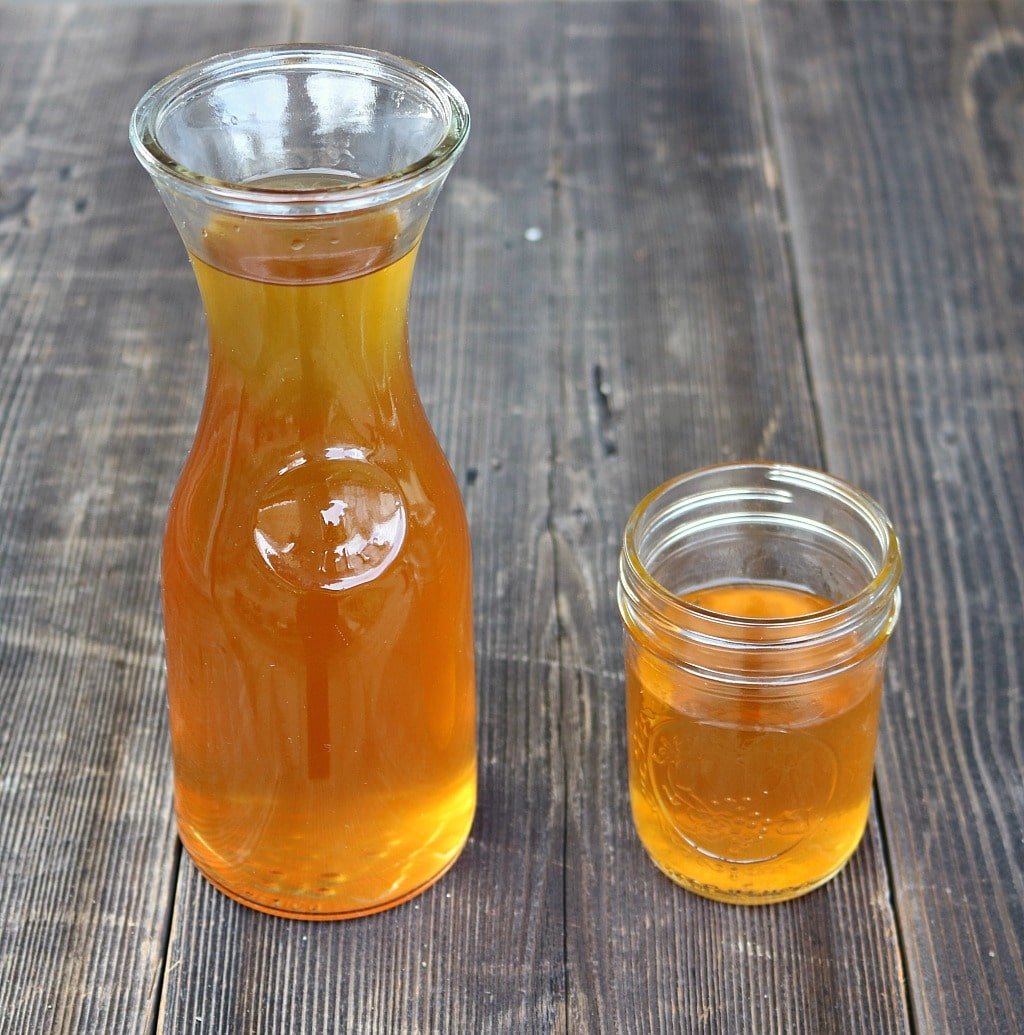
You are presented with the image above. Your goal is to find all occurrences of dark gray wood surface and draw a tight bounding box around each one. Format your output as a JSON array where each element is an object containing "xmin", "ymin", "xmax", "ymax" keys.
[
  {"xmin": 161, "ymin": 4, "xmax": 570, "ymax": 1032},
  {"xmin": 0, "ymin": 6, "xmax": 290, "ymax": 1034},
  {"xmin": 760, "ymin": 2, "xmax": 1024, "ymax": 1030},
  {"xmin": 0, "ymin": 1, "xmax": 1020, "ymax": 1032},
  {"xmin": 551, "ymin": 5, "xmax": 909, "ymax": 1033}
]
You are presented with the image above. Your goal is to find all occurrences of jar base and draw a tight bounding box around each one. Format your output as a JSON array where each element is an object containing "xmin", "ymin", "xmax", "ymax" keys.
[
  {"xmin": 183, "ymin": 840, "xmax": 468, "ymax": 921},
  {"xmin": 645, "ymin": 844, "xmax": 860, "ymax": 906}
]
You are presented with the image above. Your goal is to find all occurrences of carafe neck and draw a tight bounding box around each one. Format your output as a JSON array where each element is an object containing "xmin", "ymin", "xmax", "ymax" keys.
[{"xmin": 191, "ymin": 212, "xmax": 422, "ymax": 444}]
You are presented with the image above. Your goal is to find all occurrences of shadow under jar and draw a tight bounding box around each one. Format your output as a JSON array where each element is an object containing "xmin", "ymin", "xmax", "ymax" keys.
[
  {"xmin": 617, "ymin": 463, "xmax": 902, "ymax": 904},
  {"xmin": 130, "ymin": 47, "xmax": 475, "ymax": 919}
]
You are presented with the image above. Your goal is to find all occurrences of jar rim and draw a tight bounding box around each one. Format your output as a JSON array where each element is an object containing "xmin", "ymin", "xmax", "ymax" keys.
[
  {"xmin": 129, "ymin": 45, "xmax": 470, "ymax": 215},
  {"xmin": 619, "ymin": 462, "xmax": 902, "ymax": 666}
]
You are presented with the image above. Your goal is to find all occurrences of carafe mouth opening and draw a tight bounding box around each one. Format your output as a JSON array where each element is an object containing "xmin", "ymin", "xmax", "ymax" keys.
[{"xmin": 130, "ymin": 45, "xmax": 470, "ymax": 215}]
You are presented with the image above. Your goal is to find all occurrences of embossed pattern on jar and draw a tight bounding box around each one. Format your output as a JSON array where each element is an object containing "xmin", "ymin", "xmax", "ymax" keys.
[{"xmin": 626, "ymin": 623, "xmax": 883, "ymax": 902}]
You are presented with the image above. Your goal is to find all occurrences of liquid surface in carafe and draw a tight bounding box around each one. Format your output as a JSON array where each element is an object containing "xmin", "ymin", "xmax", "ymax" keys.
[
  {"xmin": 162, "ymin": 198, "xmax": 476, "ymax": 919},
  {"xmin": 627, "ymin": 582, "xmax": 883, "ymax": 904}
]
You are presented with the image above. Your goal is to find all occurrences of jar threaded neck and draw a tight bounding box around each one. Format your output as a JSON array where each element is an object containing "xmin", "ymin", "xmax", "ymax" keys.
[{"xmin": 617, "ymin": 463, "xmax": 902, "ymax": 687}]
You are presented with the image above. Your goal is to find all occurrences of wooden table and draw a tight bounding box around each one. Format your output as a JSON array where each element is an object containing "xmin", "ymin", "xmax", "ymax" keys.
[{"xmin": 1, "ymin": 1, "xmax": 1022, "ymax": 1031}]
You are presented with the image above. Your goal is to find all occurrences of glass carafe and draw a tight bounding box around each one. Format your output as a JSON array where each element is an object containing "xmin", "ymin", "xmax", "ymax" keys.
[{"xmin": 130, "ymin": 46, "xmax": 475, "ymax": 919}]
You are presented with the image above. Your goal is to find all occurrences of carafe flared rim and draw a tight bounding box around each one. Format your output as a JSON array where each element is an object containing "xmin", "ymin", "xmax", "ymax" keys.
[{"xmin": 129, "ymin": 45, "xmax": 470, "ymax": 215}]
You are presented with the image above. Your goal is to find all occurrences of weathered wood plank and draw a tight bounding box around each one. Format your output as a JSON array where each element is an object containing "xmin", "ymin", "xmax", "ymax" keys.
[
  {"xmin": 0, "ymin": 6, "xmax": 290, "ymax": 1033},
  {"xmin": 157, "ymin": 4, "xmax": 567, "ymax": 1032},
  {"xmin": 551, "ymin": 3, "xmax": 911, "ymax": 1031},
  {"xmin": 760, "ymin": 0, "xmax": 1024, "ymax": 1030}
]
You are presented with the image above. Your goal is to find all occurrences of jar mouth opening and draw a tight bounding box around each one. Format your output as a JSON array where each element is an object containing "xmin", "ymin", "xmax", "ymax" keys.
[
  {"xmin": 129, "ymin": 45, "xmax": 470, "ymax": 214},
  {"xmin": 619, "ymin": 462, "xmax": 902, "ymax": 652}
]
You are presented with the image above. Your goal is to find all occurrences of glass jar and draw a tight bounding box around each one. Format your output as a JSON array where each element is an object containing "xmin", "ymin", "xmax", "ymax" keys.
[{"xmin": 617, "ymin": 462, "xmax": 901, "ymax": 904}]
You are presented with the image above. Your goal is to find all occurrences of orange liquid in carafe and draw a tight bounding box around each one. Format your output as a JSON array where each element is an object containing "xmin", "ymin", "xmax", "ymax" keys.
[
  {"xmin": 162, "ymin": 209, "xmax": 475, "ymax": 918},
  {"xmin": 627, "ymin": 583, "xmax": 883, "ymax": 904}
]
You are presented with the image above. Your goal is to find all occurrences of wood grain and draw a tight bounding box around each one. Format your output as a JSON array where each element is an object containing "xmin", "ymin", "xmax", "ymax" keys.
[
  {"xmin": 157, "ymin": 4, "xmax": 568, "ymax": 1032},
  {"xmin": 551, "ymin": 3, "xmax": 910, "ymax": 1031},
  {"xmin": 760, "ymin": 0, "xmax": 1024, "ymax": 1030},
  {"xmin": 0, "ymin": 6, "xmax": 290, "ymax": 1033},
  {"xmin": 5, "ymin": 0, "xmax": 1018, "ymax": 1031},
  {"xmin": 156, "ymin": 2, "xmax": 912, "ymax": 1032}
]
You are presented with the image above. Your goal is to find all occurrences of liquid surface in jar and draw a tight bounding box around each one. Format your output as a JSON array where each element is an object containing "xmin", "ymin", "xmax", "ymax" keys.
[
  {"xmin": 162, "ymin": 196, "xmax": 476, "ymax": 919},
  {"xmin": 627, "ymin": 582, "xmax": 883, "ymax": 904}
]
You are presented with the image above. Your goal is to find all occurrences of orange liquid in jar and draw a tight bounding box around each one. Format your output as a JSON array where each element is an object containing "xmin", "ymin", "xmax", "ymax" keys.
[
  {"xmin": 626, "ymin": 583, "xmax": 883, "ymax": 903},
  {"xmin": 162, "ymin": 208, "xmax": 475, "ymax": 918}
]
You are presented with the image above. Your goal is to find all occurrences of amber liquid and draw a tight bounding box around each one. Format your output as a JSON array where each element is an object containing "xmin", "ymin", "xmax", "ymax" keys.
[
  {"xmin": 627, "ymin": 583, "xmax": 883, "ymax": 904},
  {"xmin": 163, "ymin": 209, "xmax": 475, "ymax": 918}
]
